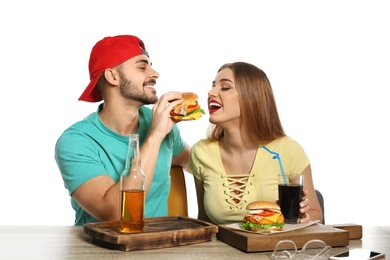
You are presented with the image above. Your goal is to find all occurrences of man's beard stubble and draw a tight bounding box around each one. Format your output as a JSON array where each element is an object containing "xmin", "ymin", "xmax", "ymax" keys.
[{"xmin": 118, "ymin": 70, "xmax": 158, "ymax": 105}]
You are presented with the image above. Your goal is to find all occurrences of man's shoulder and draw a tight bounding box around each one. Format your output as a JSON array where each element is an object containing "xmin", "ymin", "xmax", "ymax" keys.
[{"xmin": 57, "ymin": 112, "xmax": 99, "ymax": 142}]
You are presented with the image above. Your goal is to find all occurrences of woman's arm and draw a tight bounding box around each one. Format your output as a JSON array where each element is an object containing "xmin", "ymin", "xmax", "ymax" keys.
[{"xmin": 299, "ymin": 165, "xmax": 323, "ymax": 223}]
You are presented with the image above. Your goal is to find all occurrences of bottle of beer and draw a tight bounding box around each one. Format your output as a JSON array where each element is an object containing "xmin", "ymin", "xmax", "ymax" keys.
[{"xmin": 119, "ymin": 134, "xmax": 145, "ymax": 233}]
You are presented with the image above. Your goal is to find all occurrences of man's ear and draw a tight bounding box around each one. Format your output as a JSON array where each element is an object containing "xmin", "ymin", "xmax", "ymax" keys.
[{"xmin": 104, "ymin": 68, "xmax": 119, "ymax": 85}]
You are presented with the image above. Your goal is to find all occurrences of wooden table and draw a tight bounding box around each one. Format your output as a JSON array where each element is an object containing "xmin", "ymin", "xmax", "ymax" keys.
[{"xmin": 0, "ymin": 225, "xmax": 388, "ymax": 259}]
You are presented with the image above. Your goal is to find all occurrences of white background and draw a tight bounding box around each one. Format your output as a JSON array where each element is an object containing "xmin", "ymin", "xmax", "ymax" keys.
[{"xmin": 1, "ymin": 1, "xmax": 389, "ymax": 226}]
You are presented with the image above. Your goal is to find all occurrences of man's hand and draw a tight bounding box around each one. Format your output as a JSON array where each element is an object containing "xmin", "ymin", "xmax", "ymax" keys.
[{"xmin": 149, "ymin": 92, "xmax": 184, "ymax": 141}]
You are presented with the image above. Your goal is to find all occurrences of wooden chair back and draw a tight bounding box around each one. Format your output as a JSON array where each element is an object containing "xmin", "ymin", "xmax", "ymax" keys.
[{"xmin": 167, "ymin": 166, "xmax": 188, "ymax": 216}]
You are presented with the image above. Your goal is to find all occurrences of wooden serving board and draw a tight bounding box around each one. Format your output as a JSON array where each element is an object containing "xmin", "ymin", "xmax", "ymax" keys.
[
  {"xmin": 217, "ymin": 223, "xmax": 351, "ymax": 252},
  {"xmin": 331, "ymin": 223, "xmax": 362, "ymax": 240},
  {"xmin": 83, "ymin": 216, "xmax": 218, "ymax": 251}
]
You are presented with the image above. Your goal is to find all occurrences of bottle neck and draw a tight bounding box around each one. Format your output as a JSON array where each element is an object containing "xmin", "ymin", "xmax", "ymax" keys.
[
  {"xmin": 121, "ymin": 134, "xmax": 144, "ymax": 190},
  {"xmin": 125, "ymin": 134, "xmax": 140, "ymax": 171}
]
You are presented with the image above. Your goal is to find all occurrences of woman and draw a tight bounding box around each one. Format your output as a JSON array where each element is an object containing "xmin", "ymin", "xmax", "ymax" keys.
[{"xmin": 189, "ymin": 62, "xmax": 322, "ymax": 225}]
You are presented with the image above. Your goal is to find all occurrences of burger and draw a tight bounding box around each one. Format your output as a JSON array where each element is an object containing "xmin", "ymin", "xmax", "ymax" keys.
[
  {"xmin": 170, "ymin": 92, "xmax": 205, "ymax": 121},
  {"xmin": 241, "ymin": 201, "xmax": 285, "ymax": 231}
]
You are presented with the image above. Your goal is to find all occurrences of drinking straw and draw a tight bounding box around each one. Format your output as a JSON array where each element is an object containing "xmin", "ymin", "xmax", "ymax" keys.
[{"xmin": 262, "ymin": 145, "xmax": 287, "ymax": 184}]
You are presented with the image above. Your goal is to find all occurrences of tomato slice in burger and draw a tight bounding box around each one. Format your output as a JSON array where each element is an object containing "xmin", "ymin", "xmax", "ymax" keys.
[
  {"xmin": 258, "ymin": 210, "xmax": 275, "ymax": 217},
  {"xmin": 187, "ymin": 101, "xmax": 199, "ymax": 109}
]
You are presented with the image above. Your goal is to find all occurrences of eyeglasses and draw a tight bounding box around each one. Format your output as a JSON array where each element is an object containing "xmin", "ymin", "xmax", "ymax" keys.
[{"xmin": 271, "ymin": 239, "xmax": 332, "ymax": 260}]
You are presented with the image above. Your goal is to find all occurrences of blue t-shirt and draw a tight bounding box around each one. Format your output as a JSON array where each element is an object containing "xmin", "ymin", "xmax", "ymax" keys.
[{"xmin": 55, "ymin": 104, "xmax": 185, "ymax": 225}]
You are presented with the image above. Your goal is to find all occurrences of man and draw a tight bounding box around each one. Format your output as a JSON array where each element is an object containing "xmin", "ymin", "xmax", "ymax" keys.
[{"xmin": 55, "ymin": 35, "xmax": 190, "ymax": 225}]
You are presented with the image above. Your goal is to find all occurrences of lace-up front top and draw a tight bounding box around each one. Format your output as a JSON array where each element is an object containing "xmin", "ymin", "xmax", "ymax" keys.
[
  {"xmin": 223, "ymin": 174, "xmax": 252, "ymax": 209},
  {"xmin": 189, "ymin": 136, "xmax": 309, "ymax": 225}
]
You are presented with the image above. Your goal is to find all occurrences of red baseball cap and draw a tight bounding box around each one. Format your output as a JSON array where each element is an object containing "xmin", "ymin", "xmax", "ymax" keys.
[{"xmin": 78, "ymin": 35, "xmax": 149, "ymax": 102}]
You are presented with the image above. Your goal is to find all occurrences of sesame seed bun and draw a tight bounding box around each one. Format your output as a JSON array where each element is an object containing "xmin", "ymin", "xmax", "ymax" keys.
[
  {"xmin": 181, "ymin": 92, "xmax": 198, "ymax": 104},
  {"xmin": 246, "ymin": 201, "xmax": 281, "ymax": 212}
]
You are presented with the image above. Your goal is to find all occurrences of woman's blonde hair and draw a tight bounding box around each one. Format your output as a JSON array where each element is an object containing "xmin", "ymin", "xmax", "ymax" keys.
[{"xmin": 207, "ymin": 62, "xmax": 285, "ymax": 144}]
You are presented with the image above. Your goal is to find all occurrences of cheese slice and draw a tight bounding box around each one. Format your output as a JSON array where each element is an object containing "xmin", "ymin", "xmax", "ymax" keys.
[
  {"xmin": 266, "ymin": 213, "xmax": 280, "ymax": 222},
  {"xmin": 188, "ymin": 111, "xmax": 203, "ymax": 120}
]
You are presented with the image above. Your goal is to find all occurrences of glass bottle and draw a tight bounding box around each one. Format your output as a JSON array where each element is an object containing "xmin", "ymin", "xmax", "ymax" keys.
[{"xmin": 119, "ymin": 134, "xmax": 145, "ymax": 233}]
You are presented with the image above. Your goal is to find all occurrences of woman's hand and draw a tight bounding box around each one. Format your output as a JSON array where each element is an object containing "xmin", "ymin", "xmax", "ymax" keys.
[{"xmin": 299, "ymin": 189, "xmax": 311, "ymax": 223}]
